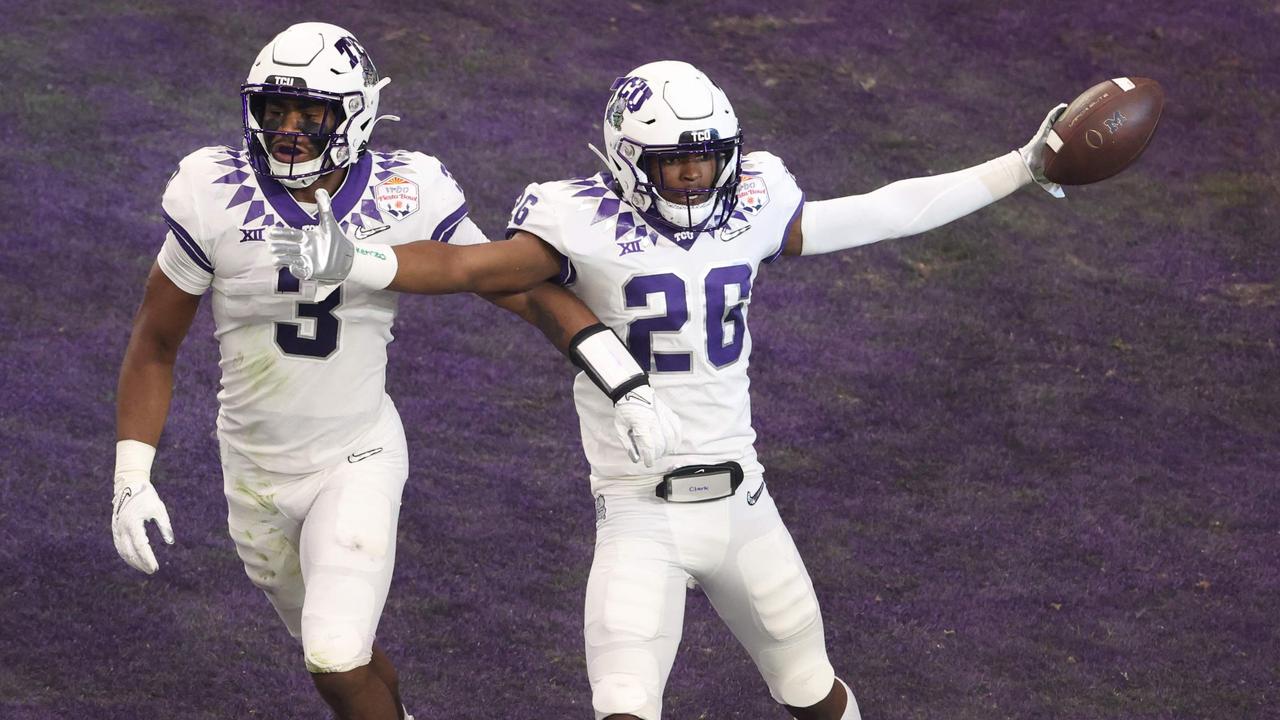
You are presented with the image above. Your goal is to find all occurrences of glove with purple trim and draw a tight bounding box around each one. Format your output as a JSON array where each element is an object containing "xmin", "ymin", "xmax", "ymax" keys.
[
  {"xmin": 614, "ymin": 384, "xmax": 683, "ymax": 467},
  {"xmin": 1018, "ymin": 102, "xmax": 1069, "ymax": 199},
  {"xmin": 266, "ymin": 188, "xmax": 355, "ymax": 282}
]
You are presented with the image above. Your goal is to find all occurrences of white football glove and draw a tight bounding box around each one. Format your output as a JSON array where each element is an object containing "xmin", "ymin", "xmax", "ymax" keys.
[
  {"xmin": 1018, "ymin": 102, "xmax": 1069, "ymax": 199},
  {"xmin": 614, "ymin": 384, "xmax": 683, "ymax": 467},
  {"xmin": 266, "ymin": 188, "xmax": 355, "ymax": 282},
  {"xmin": 111, "ymin": 440, "xmax": 173, "ymax": 575}
]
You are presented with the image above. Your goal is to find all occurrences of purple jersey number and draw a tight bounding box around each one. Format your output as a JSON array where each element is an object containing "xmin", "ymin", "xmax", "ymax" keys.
[
  {"xmin": 705, "ymin": 264, "xmax": 752, "ymax": 368},
  {"xmin": 624, "ymin": 263, "xmax": 752, "ymax": 372},
  {"xmin": 511, "ymin": 193, "xmax": 539, "ymax": 226},
  {"xmin": 274, "ymin": 266, "xmax": 342, "ymax": 359},
  {"xmin": 625, "ymin": 272, "xmax": 690, "ymax": 372}
]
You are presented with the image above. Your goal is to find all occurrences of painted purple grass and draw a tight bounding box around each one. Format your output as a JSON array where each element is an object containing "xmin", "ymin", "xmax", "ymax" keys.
[{"xmin": 2, "ymin": 0, "xmax": 1276, "ymax": 717}]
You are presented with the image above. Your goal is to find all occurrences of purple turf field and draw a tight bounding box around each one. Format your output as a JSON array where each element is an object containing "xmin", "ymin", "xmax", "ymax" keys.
[{"xmin": 2, "ymin": 1, "xmax": 1277, "ymax": 718}]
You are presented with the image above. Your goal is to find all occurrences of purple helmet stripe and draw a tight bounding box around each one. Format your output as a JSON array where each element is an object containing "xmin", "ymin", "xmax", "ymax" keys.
[
  {"xmin": 162, "ymin": 209, "xmax": 213, "ymax": 273},
  {"xmin": 430, "ymin": 202, "xmax": 469, "ymax": 242}
]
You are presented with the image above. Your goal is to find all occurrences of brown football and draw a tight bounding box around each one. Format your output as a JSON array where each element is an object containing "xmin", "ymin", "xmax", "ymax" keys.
[{"xmin": 1043, "ymin": 76, "xmax": 1164, "ymax": 185}]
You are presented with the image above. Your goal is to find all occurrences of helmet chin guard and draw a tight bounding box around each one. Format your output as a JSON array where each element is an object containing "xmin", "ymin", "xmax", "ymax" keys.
[
  {"xmin": 242, "ymin": 23, "xmax": 397, "ymax": 187},
  {"xmin": 597, "ymin": 61, "xmax": 742, "ymax": 232}
]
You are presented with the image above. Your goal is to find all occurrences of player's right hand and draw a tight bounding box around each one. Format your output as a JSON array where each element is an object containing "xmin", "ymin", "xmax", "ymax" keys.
[
  {"xmin": 266, "ymin": 188, "xmax": 356, "ymax": 282},
  {"xmin": 614, "ymin": 384, "xmax": 683, "ymax": 467},
  {"xmin": 112, "ymin": 476, "xmax": 174, "ymax": 575},
  {"xmin": 1019, "ymin": 103, "xmax": 1069, "ymax": 199}
]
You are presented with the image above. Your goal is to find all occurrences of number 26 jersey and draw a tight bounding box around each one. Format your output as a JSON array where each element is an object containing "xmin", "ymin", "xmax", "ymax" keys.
[{"xmin": 507, "ymin": 151, "xmax": 804, "ymax": 480}]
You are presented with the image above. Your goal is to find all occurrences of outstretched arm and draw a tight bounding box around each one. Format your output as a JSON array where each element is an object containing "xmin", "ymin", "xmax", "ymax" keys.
[
  {"xmin": 782, "ymin": 103, "xmax": 1066, "ymax": 257},
  {"xmin": 267, "ymin": 189, "xmax": 563, "ymax": 295}
]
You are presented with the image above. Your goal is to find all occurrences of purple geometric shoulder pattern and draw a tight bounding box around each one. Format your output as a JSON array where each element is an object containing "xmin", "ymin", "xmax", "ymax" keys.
[
  {"xmin": 566, "ymin": 171, "xmax": 752, "ymax": 255},
  {"xmin": 204, "ymin": 147, "xmax": 416, "ymax": 233},
  {"xmin": 566, "ymin": 173, "xmax": 655, "ymax": 256}
]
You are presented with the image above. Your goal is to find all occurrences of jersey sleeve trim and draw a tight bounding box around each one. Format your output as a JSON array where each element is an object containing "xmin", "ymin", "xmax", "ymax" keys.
[
  {"xmin": 556, "ymin": 251, "xmax": 577, "ymax": 286},
  {"xmin": 431, "ymin": 202, "xmax": 469, "ymax": 243},
  {"xmin": 763, "ymin": 191, "xmax": 804, "ymax": 264},
  {"xmin": 162, "ymin": 208, "xmax": 213, "ymax": 273}
]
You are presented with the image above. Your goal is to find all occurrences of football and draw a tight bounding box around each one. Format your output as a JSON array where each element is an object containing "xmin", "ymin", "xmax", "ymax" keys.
[{"xmin": 1042, "ymin": 76, "xmax": 1164, "ymax": 185}]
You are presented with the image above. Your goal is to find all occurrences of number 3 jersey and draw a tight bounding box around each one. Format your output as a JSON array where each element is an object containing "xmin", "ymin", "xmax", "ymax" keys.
[
  {"xmin": 157, "ymin": 146, "xmax": 485, "ymax": 474},
  {"xmin": 507, "ymin": 151, "xmax": 804, "ymax": 480}
]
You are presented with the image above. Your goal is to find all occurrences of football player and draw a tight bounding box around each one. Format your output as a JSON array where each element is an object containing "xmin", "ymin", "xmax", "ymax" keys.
[
  {"xmin": 269, "ymin": 60, "xmax": 1066, "ymax": 719},
  {"xmin": 112, "ymin": 25, "xmax": 679, "ymax": 720}
]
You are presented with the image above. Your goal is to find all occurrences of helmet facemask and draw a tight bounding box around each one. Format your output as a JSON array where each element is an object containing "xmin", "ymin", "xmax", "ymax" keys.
[
  {"xmin": 633, "ymin": 132, "xmax": 742, "ymax": 230},
  {"xmin": 242, "ymin": 88, "xmax": 352, "ymax": 188}
]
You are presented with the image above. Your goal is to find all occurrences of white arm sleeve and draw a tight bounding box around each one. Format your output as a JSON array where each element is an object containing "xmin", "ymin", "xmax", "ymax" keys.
[{"xmin": 799, "ymin": 150, "xmax": 1032, "ymax": 255}]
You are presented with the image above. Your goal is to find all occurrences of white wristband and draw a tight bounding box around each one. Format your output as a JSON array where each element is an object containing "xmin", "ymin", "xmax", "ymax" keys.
[
  {"xmin": 115, "ymin": 439, "xmax": 156, "ymax": 488},
  {"xmin": 346, "ymin": 243, "xmax": 399, "ymax": 290},
  {"xmin": 569, "ymin": 324, "xmax": 648, "ymax": 403}
]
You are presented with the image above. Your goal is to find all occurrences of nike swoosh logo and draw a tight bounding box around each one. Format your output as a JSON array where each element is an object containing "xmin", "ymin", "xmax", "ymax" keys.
[
  {"xmin": 114, "ymin": 488, "xmax": 133, "ymax": 518},
  {"xmin": 720, "ymin": 225, "xmax": 751, "ymax": 241},
  {"xmin": 747, "ymin": 479, "xmax": 766, "ymax": 506},
  {"xmin": 623, "ymin": 392, "xmax": 652, "ymax": 406},
  {"xmin": 347, "ymin": 447, "xmax": 384, "ymax": 463},
  {"xmin": 353, "ymin": 224, "xmax": 390, "ymax": 241}
]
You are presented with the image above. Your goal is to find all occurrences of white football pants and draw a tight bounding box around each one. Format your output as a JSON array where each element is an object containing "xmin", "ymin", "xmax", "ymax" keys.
[
  {"xmin": 221, "ymin": 400, "xmax": 408, "ymax": 674},
  {"xmin": 585, "ymin": 474, "xmax": 835, "ymax": 720}
]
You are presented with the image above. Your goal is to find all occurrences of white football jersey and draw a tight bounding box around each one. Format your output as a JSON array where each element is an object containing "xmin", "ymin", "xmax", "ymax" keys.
[
  {"xmin": 507, "ymin": 151, "xmax": 804, "ymax": 479},
  {"xmin": 158, "ymin": 146, "xmax": 485, "ymax": 474}
]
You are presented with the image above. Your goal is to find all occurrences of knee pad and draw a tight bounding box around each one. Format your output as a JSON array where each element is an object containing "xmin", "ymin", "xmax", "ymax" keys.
[
  {"xmin": 769, "ymin": 655, "xmax": 836, "ymax": 708},
  {"xmin": 736, "ymin": 527, "xmax": 821, "ymax": 641},
  {"xmin": 301, "ymin": 573, "xmax": 376, "ymax": 673},
  {"xmin": 590, "ymin": 649, "xmax": 662, "ymax": 719}
]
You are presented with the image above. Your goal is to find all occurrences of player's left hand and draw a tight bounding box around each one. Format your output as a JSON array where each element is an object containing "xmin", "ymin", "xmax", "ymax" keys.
[
  {"xmin": 111, "ymin": 477, "xmax": 174, "ymax": 575},
  {"xmin": 1019, "ymin": 102, "xmax": 1069, "ymax": 199},
  {"xmin": 266, "ymin": 188, "xmax": 356, "ymax": 282},
  {"xmin": 614, "ymin": 384, "xmax": 682, "ymax": 467}
]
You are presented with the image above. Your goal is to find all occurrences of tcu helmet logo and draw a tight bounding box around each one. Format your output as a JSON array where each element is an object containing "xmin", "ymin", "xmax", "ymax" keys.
[
  {"xmin": 689, "ymin": 129, "xmax": 712, "ymax": 142},
  {"xmin": 334, "ymin": 35, "xmax": 378, "ymax": 85},
  {"xmin": 607, "ymin": 76, "xmax": 653, "ymax": 128}
]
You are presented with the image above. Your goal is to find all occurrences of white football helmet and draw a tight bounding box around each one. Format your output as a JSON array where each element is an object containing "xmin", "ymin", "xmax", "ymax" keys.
[
  {"xmin": 595, "ymin": 61, "xmax": 742, "ymax": 231},
  {"xmin": 241, "ymin": 22, "xmax": 396, "ymax": 188}
]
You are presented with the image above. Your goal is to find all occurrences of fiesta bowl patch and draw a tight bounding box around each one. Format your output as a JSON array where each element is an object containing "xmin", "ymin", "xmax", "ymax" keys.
[
  {"xmin": 374, "ymin": 175, "xmax": 420, "ymax": 220},
  {"xmin": 736, "ymin": 175, "xmax": 770, "ymax": 214}
]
